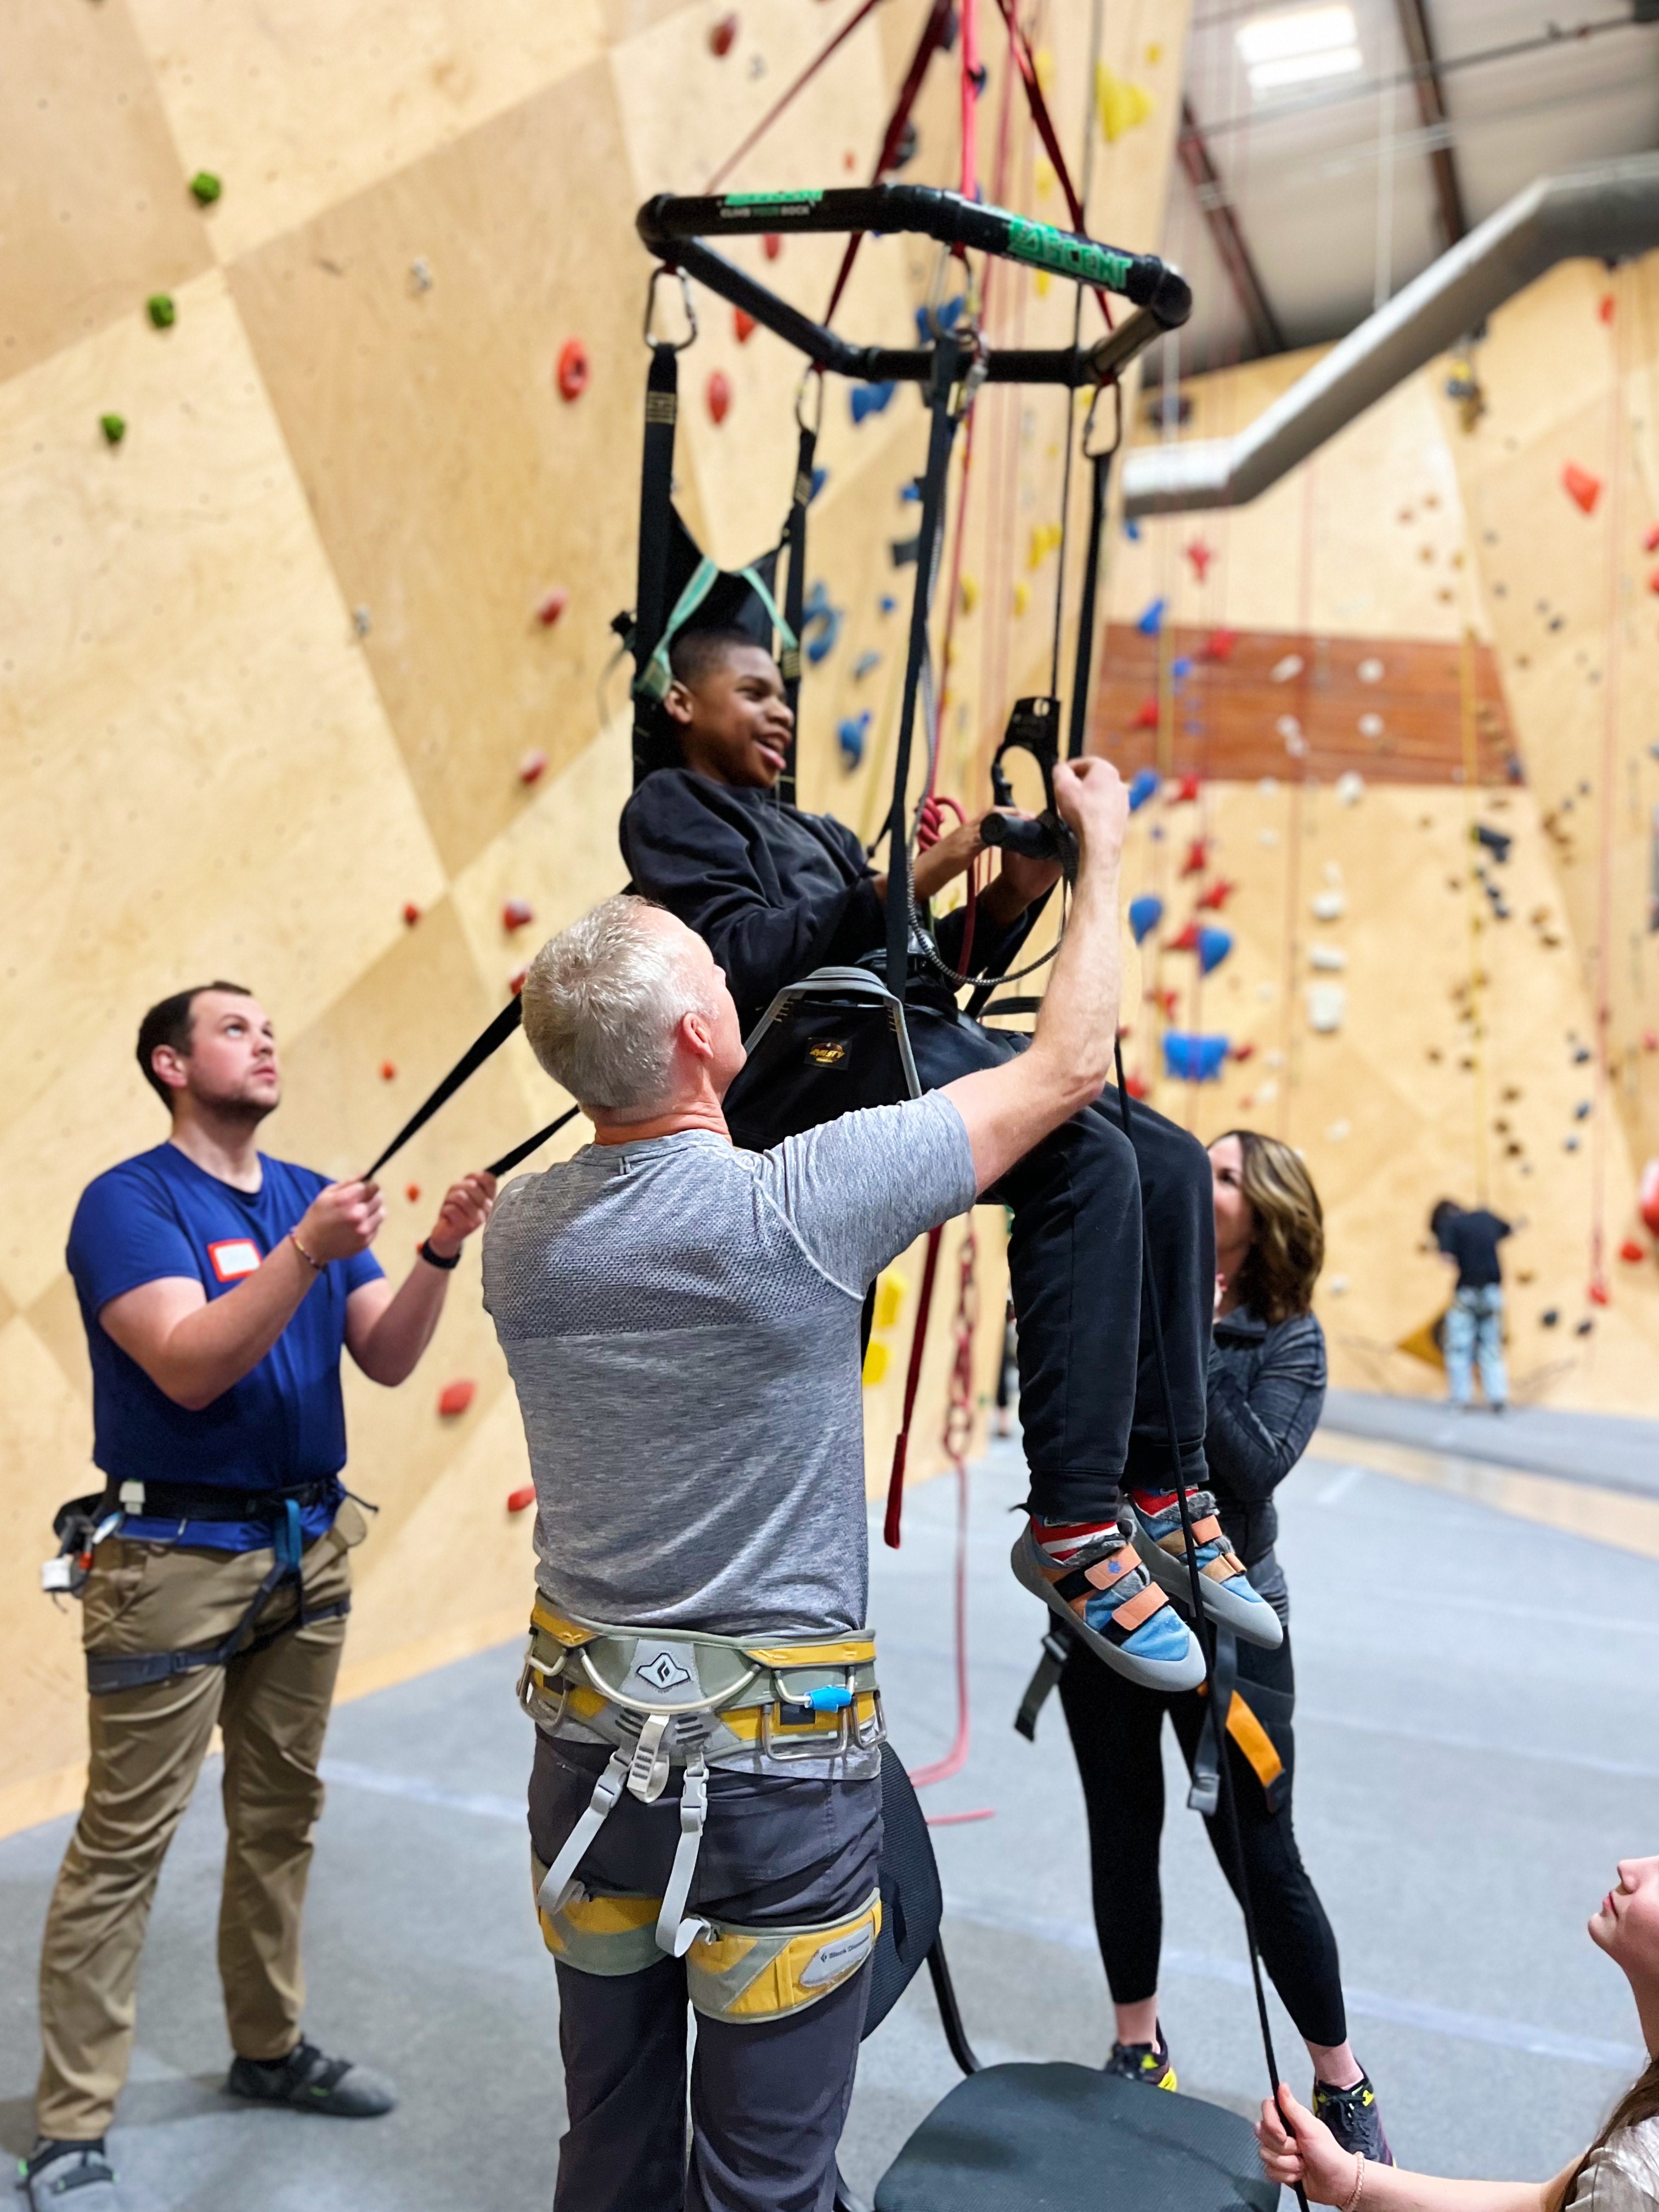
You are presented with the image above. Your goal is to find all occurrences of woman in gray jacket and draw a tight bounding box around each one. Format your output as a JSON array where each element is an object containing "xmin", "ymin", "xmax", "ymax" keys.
[{"xmin": 1059, "ymin": 1128, "xmax": 1391, "ymax": 2164}]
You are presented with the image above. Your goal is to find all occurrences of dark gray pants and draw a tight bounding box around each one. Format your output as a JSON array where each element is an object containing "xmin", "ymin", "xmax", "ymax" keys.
[{"xmin": 529, "ymin": 1733, "xmax": 883, "ymax": 2212}]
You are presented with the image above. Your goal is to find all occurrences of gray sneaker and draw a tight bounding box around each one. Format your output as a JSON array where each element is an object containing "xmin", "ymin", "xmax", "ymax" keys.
[
  {"xmin": 18, "ymin": 2138, "xmax": 121, "ymax": 2208},
  {"xmin": 225, "ymin": 2038, "xmax": 396, "ymax": 2118}
]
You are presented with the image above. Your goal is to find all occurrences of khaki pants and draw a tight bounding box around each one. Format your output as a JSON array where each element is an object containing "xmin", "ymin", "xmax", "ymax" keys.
[{"xmin": 36, "ymin": 1504, "xmax": 364, "ymax": 2140}]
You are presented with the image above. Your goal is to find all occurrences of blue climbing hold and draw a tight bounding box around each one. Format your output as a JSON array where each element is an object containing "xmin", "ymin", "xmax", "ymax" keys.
[
  {"xmin": 838, "ymin": 712, "xmax": 871, "ymax": 768},
  {"xmin": 1128, "ymin": 894, "xmax": 1164, "ymax": 944},
  {"xmin": 803, "ymin": 581, "xmax": 843, "ymax": 666},
  {"xmin": 915, "ymin": 296, "xmax": 966, "ymax": 342},
  {"xmin": 1128, "ymin": 769, "xmax": 1159, "ymax": 813},
  {"xmin": 852, "ymin": 650, "xmax": 880, "ymax": 681},
  {"xmin": 851, "ymin": 381, "xmax": 897, "ymax": 426},
  {"xmin": 1124, "ymin": 517, "xmax": 1142, "ymax": 541},
  {"xmin": 1197, "ymin": 927, "xmax": 1233, "ymax": 977},
  {"xmin": 879, "ymin": 595, "xmax": 898, "ymax": 615},
  {"xmin": 1137, "ymin": 597, "xmax": 1166, "ymax": 637},
  {"xmin": 899, "ymin": 481, "xmax": 923, "ymax": 503},
  {"xmin": 1171, "ymin": 656, "xmax": 1194, "ymax": 683},
  {"xmin": 1163, "ymin": 1032, "xmax": 1229, "ymax": 1083},
  {"xmin": 810, "ymin": 466, "xmax": 829, "ymax": 501}
]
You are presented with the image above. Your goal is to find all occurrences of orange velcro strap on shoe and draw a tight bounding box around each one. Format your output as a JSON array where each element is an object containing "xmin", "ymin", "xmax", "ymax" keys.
[
  {"xmin": 1082, "ymin": 1549, "xmax": 1137, "ymax": 1590},
  {"xmin": 1189, "ymin": 1514, "xmax": 1224, "ymax": 1545},
  {"xmin": 1200, "ymin": 1550, "xmax": 1247, "ymax": 1583},
  {"xmin": 1107, "ymin": 1581, "xmax": 1167, "ymax": 1632},
  {"xmin": 1225, "ymin": 1691, "xmax": 1284, "ymax": 1790}
]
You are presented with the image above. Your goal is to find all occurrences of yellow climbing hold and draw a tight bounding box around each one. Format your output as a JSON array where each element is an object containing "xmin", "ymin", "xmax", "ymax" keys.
[
  {"xmin": 960, "ymin": 575, "xmax": 980, "ymax": 614},
  {"xmin": 1034, "ymin": 269, "xmax": 1051, "ymax": 298},
  {"xmin": 1146, "ymin": 41, "xmax": 1163, "ymax": 64},
  {"xmin": 862, "ymin": 1339, "xmax": 890, "ymax": 1387},
  {"xmin": 1096, "ymin": 63, "xmax": 1154, "ymax": 143},
  {"xmin": 1027, "ymin": 521, "xmax": 1063, "ymax": 571},
  {"xmin": 1034, "ymin": 46, "xmax": 1056, "ymax": 91},
  {"xmin": 873, "ymin": 1272, "xmax": 904, "ymax": 1330},
  {"xmin": 1034, "ymin": 156, "xmax": 1056, "ymax": 198},
  {"xmin": 1013, "ymin": 580, "xmax": 1031, "ymax": 617}
]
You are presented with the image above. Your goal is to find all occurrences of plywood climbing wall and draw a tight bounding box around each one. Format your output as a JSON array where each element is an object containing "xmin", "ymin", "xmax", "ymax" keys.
[
  {"xmin": 1099, "ymin": 273, "xmax": 1659, "ymax": 1414},
  {"xmin": 0, "ymin": 0, "xmax": 1193, "ymax": 1833}
]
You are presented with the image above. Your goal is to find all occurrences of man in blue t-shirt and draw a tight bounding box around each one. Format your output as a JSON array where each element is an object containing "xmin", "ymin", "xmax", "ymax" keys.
[{"xmin": 26, "ymin": 980, "xmax": 495, "ymax": 2211}]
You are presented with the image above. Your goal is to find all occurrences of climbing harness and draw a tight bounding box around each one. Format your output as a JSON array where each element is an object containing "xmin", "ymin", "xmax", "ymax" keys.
[
  {"xmin": 520, "ymin": 1596, "xmax": 884, "ymax": 2007},
  {"xmin": 42, "ymin": 1476, "xmax": 358, "ymax": 1695}
]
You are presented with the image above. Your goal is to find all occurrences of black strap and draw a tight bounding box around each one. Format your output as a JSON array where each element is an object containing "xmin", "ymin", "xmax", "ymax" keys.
[
  {"xmin": 633, "ymin": 341, "xmax": 681, "ymax": 789},
  {"xmin": 87, "ymin": 1476, "xmax": 338, "ymax": 1524},
  {"xmin": 1066, "ymin": 446, "xmax": 1113, "ymax": 760},
  {"xmin": 1186, "ymin": 1622, "xmax": 1239, "ymax": 1816},
  {"xmin": 1012, "ymin": 1623, "xmax": 1074, "ymax": 1742},
  {"xmin": 778, "ymin": 415, "xmax": 817, "ymax": 810},
  {"xmin": 363, "ymin": 998, "xmax": 523, "ymax": 1179},
  {"xmin": 885, "ymin": 340, "xmax": 963, "ymax": 1005},
  {"xmin": 87, "ymin": 1595, "xmax": 352, "ymax": 1696},
  {"xmin": 488, "ymin": 1104, "xmax": 580, "ymax": 1179}
]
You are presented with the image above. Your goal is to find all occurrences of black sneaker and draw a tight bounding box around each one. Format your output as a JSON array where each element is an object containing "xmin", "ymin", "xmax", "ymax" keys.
[
  {"xmin": 226, "ymin": 2038, "xmax": 396, "ymax": 2118},
  {"xmin": 1313, "ymin": 2073, "xmax": 1392, "ymax": 2164},
  {"xmin": 1105, "ymin": 2030, "xmax": 1177, "ymax": 2090},
  {"xmin": 19, "ymin": 2138, "xmax": 120, "ymax": 2208}
]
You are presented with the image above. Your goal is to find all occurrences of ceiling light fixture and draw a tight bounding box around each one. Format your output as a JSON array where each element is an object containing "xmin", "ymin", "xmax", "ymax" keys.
[{"xmin": 1235, "ymin": 4, "xmax": 1363, "ymax": 93}]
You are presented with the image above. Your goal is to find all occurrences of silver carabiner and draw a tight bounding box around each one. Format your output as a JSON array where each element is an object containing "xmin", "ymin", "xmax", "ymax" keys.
[{"xmin": 644, "ymin": 264, "xmax": 698, "ymax": 352}]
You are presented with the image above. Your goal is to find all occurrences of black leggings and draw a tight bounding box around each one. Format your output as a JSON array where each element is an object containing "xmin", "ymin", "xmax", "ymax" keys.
[{"xmin": 1057, "ymin": 1624, "xmax": 1348, "ymax": 2050}]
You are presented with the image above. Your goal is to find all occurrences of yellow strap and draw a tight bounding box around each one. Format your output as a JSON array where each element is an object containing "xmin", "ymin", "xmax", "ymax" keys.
[
  {"xmin": 1225, "ymin": 1691, "xmax": 1284, "ymax": 1791},
  {"xmin": 744, "ymin": 1639, "xmax": 877, "ymax": 1667},
  {"xmin": 530, "ymin": 1599, "xmax": 596, "ymax": 1647}
]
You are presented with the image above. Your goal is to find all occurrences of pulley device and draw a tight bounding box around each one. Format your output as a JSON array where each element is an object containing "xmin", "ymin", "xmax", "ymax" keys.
[{"xmin": 980, "ymin": 696, "xmax": 1078, "ymax": 879}]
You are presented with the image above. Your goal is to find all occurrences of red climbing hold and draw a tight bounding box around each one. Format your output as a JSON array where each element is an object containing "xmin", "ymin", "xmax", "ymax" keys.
[
  {"xmin": 519, "ymin": 749, "xmax": 548, "ymax": 785},
  {"xmin": 503, "ymin": 898, "xmax": 534, "ymax": 932},
  {"xmin": 1130, "ymin": 695, "xmax": 1159, "ymax": 730},
  {"xmin": 763, "ymin": 234, "xmax": 782, "ymax": 261},
  {"xmin": 1169, "ymin": 921, "xmax": 1201, "ymax": 952},
  {"xmin": 1181, "ymin": 838, "xmax": 1210, "ymax": 878},
  {"xmin": 1126, "ymin": 1071, "xmax": 1150, "ymax": 1099},
  {"xmin": 1183, "ymin": 539, "xmax": 1214, "ymax": 583},
  {"xmin": 509, "ymin": 968, "xmax": 528, "ymax": 997},
  {"xmin": 1645, "ymin": 524, "xmax": 1659, "ymax": 554},
  {"xmin": 507, "ymin": 1484, "xmax": 537, "ymax": 1514},
  {"xmin": 402, "ymin": 901, "xmax": 421, "ymax": 926},
  {"xmin": 1170, "ymin": 774, "xmax": 1201, "ymax": 804},
  {"xmin": 380, "ymin": 1060, "xmax": 397, "ymax": 1081},
  {"xmin": 1645, "ymin": 1032, "xmax": 1659, "ymax": 1053},
  {"xmin": 1149, "ymin": 986, "xmax": 1180, "ymax": 1020},
  {"xmin": 1588, "ymin": 1279, "xmax": 1610, "ymax": 1307},
  {"xmin": 438, "ymin": 1378, "xmax": 477, "ymax": 1418},
  {"xmin": 1647, "ymin": 569, "xmax": 1659, "ymax": 597},
  {"xmin": 536, "ymin": 588, "xmax": 568, "ymax": 628},
  {"xmin": 733, "ymin": 309, "xmax": 757, "ymax": 344},
  {"xmin": 1599, "ymin": 294, "xmax": 1616, "ymax": 324},
  {"xmin": 1562, "ymin": 462, "xmax": 1602, "ymax": 515},
  {"xmin": 1196, "ymin": 878, "xmax": 1235, "ymax": 911},
  {"xmin": 709, "ymin": 12, "xmax": 738, "ymax": 55},
  {"xmin": 707, "ymin": 370, "xmax": 732, "ymax": 426},
  {"xmin": 1641, "ymin": 1159, "xmax": 1659, "ymax": 1233},
  {"xmin": 1199, "ymin": 629, "xmax": 1238, "ymax": 663},
  {"xmin": 556, "ymin": 338, "xmax": 589, "ymax": 402},
  {"xmin": 1230, "ymin": 1040, "xmax": 1256, "ymax": 1062},
  {"xmin": 405, "ymin": 1183, "xmax": 421, "ymax": 1203},
  {"xmin": 1619, "ymin": 1238, "xmax": 1646, "ymax": 1265}
]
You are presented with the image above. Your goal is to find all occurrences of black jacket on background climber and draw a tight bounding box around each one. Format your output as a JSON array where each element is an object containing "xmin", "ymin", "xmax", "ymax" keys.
[
  {"xmin": 1435, "ymin": 1207, "xmax": 1510, "ymax": 1291},
  {"xmin": 1206, "ymin": 1306, "xmax": 1328, "ymax": 1571}
]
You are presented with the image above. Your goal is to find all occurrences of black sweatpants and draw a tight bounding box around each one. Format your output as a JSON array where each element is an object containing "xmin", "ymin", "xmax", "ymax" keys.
[
  {"xmin": 529, "ymin": 1734, "xmax": 883, "ymax": 2212},
  {"xmin": 1056, "ymin": 1612, "xmax": 1347, "ymax": 2049},
  {"xmin": 905, "ymin": 1002, "xmax": 1215, "ymax": 1523}
]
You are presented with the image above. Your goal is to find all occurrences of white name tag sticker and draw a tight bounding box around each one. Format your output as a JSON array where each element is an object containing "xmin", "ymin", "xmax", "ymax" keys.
[{"xmin": 207, "ymin": 1238, "xmax": 262, "ymax": 1282}]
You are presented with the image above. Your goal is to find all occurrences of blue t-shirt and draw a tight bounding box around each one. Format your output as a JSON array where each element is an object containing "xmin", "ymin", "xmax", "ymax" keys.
[{"xmin": 66, "ymin": 1144, "xmax": 384, "ymax": 1550}]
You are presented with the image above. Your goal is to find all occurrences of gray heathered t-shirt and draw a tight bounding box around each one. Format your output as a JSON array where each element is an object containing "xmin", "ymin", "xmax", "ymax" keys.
[{"xmin": 482, "ymin": 1093, "xmax": 977, "ymax": 1639}]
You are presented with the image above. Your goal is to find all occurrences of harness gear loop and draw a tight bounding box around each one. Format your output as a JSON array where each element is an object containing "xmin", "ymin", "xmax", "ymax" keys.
[{"xmin": 643, "ymin": 263, "xmax": 698, "ymax": 352}]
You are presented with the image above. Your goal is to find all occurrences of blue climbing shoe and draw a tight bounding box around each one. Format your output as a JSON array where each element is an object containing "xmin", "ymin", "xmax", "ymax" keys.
[
  {"xmin": 1012, "ymin": 1519, "xmax": 1206, "ymax": 1692},
  {"xmin": 1128, "ymin": 1489, "xmax": 1283, "ymax": 1650}
]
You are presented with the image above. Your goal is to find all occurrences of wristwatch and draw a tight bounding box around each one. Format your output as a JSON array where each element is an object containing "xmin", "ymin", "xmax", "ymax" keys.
[{"xmin": 418, "ymin": 1239, "xmax": 461, "ymax": 1271}]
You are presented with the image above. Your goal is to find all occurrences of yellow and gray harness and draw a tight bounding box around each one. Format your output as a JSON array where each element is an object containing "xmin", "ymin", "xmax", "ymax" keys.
[{"xmin": 519, "ymin": 1599, "xmax": 885, "ymax": 2018}]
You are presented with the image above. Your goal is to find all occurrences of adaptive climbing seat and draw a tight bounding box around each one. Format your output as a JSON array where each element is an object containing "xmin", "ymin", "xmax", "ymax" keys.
[
  {"xmin": 836, "ymin": 1745, "xmax": 1277, "ymax": 2212},
  {"xmin": 723, "ymin": 967, "xmax": 922, "ymax": 1152}
]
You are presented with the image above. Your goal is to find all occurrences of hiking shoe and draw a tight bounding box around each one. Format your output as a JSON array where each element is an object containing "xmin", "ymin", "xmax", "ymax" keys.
[
  {"xmin": 19, "ymin": 2140, "xmax": 121, "ymax": 2208},
  {"xmin": 226, "ymin": 2038, "xmax": 397, "ymax": 2118},
  {"xmin": 1129, "ymin": 1488, "xmax": 1283, "ymax": 1650},
  {"xmin": 1012, "ymin": 1519, "xmax": 1205, "ymax": 1692},
  {"xmin": 1106, "ymin": 2032, "xmax": 1177, "ymax": 2090},
  {"xmin": 1313, "ymin": 2073, "xmax": 1393, "ymax": 2165}
]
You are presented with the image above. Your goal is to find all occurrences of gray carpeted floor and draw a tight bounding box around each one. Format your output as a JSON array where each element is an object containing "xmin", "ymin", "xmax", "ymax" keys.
[{"xmin": 3, "ymin": 1432, "xmax": 1655, "ymax": 2209}]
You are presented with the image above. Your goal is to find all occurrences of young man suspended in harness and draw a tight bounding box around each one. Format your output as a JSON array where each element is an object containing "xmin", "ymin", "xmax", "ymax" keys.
[
  {"xmin": 25, "ymin": 983, "xmax": 495, "ymax": 2212},
  {"xmin": 618, "ymin": 628, "xmax": 1282, "ymax": 1690},
  {"xmin": 484, "ymin": 753, "xmax": 1138, "ymax": 2212}
]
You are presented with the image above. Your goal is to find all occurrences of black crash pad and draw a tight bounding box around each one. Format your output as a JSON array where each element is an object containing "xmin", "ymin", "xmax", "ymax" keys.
[{"xmin": 873, "ymin": 2063, "xmax": 1278, "ymax": 2212}]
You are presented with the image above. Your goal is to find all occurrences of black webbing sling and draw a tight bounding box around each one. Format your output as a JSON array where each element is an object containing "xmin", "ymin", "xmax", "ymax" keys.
[
  {"xmin": 778, "ymin": 403, "xmax": 818, "ymax": 810},
  {"xmin": 633, "ymin": 340, "xmax": 681, "ymax": 789}
]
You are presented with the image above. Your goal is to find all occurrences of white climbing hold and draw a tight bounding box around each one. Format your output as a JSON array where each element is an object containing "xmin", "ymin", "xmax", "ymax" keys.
[
  {"xmin": 1259, "ymin": 827, "xmax": 1279, "ymax": 847},
  {"xmin": 1271, "ymin": 654, "xmax": 1304, "ymax": 683},
  {"xmin": 409, "ymin": 257, "xmax": 433, "ymax": 293},
  {"xmin": 1358, "ymin": 712, "xmax": 1385, "ymax": 739},
  {"xmin": 1309, "ymin": 944, "xmax": 1347, "ymax": 972},
  {"xmin": 1328, "ymin": 1274, "xmax": 1350, "ymax": 1295},
  {"xmin": 1257, "ymin": 777, "xmax": 1279, "ymax": 797},
  {"xmin": 1265, "ymin": 1050, "xmax": 1285, "ymax": 1069},
  {"xmin": 1311, "ymin": 889, "xmax": 1346, "ymax": 922},
  {"xmin": 1307, "ymin": 982, "xmax": 1346, "ymax": 1033},
  {"xmin": 1326, "ymin": 1118, "xmax": 1351, "ymax": 1141},
  {"xmin": 1255, "ymin": 982, "xmax": 1275, "ymax": 1002},
  {"xmin": 1276, "ymin": 715, "xmax": 1301, "ymax": 741},
  {"xmin": 1322, "ymin": 860, "xmax": 1343, "ymax": 885},
  {"xmin": 1335, "ymin": 770, "xmax": 1365, "ymax": 805},
  {"xmin": 353, "ymin": 606, "xmax": 372, "ymax": 637},
  {"xmin": 1357, "ymin": 658, "xmax": 1384, "ymax": 684},
  {"xmin": 1257, "ymin": 1078, "xmax": 1279, "ymax": 1102}
]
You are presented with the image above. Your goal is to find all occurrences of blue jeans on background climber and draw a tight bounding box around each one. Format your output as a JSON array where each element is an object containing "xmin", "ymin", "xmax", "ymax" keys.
[{"xmin": 1444, "ymin": 1284, "xmax": 1506, "ymax": 1409}]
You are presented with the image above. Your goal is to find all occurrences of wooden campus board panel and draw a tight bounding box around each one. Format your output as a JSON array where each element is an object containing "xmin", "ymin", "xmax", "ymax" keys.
[
  {"xmin": 0, "ymin": 0, "xmax": 213, "ymax": 386},
  {"xmin": 125, "ymin": 0, "xmax": 612, "ymax": 263}
]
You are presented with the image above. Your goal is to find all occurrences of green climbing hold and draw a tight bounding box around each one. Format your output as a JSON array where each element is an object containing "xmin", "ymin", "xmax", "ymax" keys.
[
  {"xmin": 189, "ymin": 171, "xmax": 222, "ymax": 205},
  {"xmin": 146, "ymin": 294, "xmax": 176, "ymax": 329},
  {"xmin": 100, "ymin": 414, "xmax": 126, "ymax": 445}
]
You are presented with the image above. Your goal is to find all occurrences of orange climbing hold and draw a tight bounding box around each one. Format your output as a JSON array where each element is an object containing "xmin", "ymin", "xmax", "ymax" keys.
[
  {"xmin": 733, "ymin": 309, "xmax": 757, "ymax": 343},
  {"xmin": 709, "ymin": 12, "xmax": 738, "ymax": 55},
  {"xmin": 503, "ymin": 898, "xmax": 534, "ymax": 931},
  {"xmin": 537, "ymin": 588, "xmax": 569, "ymax": 628},
  {"xmin": 402, "ymin": 901, "xmax": 421, "ymax": 926},
  {"xmin": 1562, "ymin": 462, "xmax": 1602, "ymax": 515},
  {"xmin": 438, "ymin": 1378, "xmax": 477, "ymax": 1418},
  {"xmin": 707, "ymin": 370, "xmax": 732, "ymax": 426},
  {"xmin": 1181, "ymin": 838, "xmax": 1210, "ymax": 878},
  {"xmin": 556, "ymin": 338, "xmax": 589, "ymax": 402},
  {"xmin": 507, "ymin": 1484, "xmax": 537, "ymax": 1514},
  {"xmin": 519, "ymin": 749, "xmax": 548, "ymax": 785},
  {"xmin": 405, "ymin": 1183, "xmax": 421, "ymax": 1203},
  {"xmin": 1130, "ymin": 695, "xmax": 1159, "ymax": 730},
  {"xmin": 1599, "ymin": 294, "xmax": 1616, "ymax": 324},
  {"xmin": 380, "ymin": 1060, "xmax": 397, "ymax": 1081}
]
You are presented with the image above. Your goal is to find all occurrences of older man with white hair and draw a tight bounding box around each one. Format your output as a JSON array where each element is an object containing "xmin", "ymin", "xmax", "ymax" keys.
[{"xmin": 482, "ymin": 755, "xmax": 1155, "ymax": 2212}]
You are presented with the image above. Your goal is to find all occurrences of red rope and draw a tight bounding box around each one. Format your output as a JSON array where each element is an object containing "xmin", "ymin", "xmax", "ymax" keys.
[
  {"xmin": 960, "ymin": 0, "xmax": 981, "ymax": 202},
  {"xmin": 704, "ymin": 0, "xmax": 890, "ymax": 193},
  {"xmin": 883, "ymin": 1226, "xmax": 945, "ymax": 1548},
  {"xmin": 989, "ymin": 0, "xmax": 1112, "ymax": 327},
  {"xmin": 822, "ymin": 0, "xmax": 954, "ymax": 325},
  {"xmin": 908, "ymin": 1224, "xmax": 979, "ymax": 1788}
]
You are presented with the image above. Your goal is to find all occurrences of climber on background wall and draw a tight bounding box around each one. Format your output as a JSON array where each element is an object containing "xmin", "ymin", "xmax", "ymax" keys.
[
  {"xmin": 1430, "ymin": 1198, "xmax": 1511, "ymax": 1413},
  {"xmin": 24, "ymin": 983, "xmax": 494, "ymax": 2212}
]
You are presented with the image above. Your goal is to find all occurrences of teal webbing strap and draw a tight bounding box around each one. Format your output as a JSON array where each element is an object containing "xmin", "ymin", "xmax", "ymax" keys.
[{"xmin": 634, "ymin": 557, "xmax": 721, "ymax": 702}]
